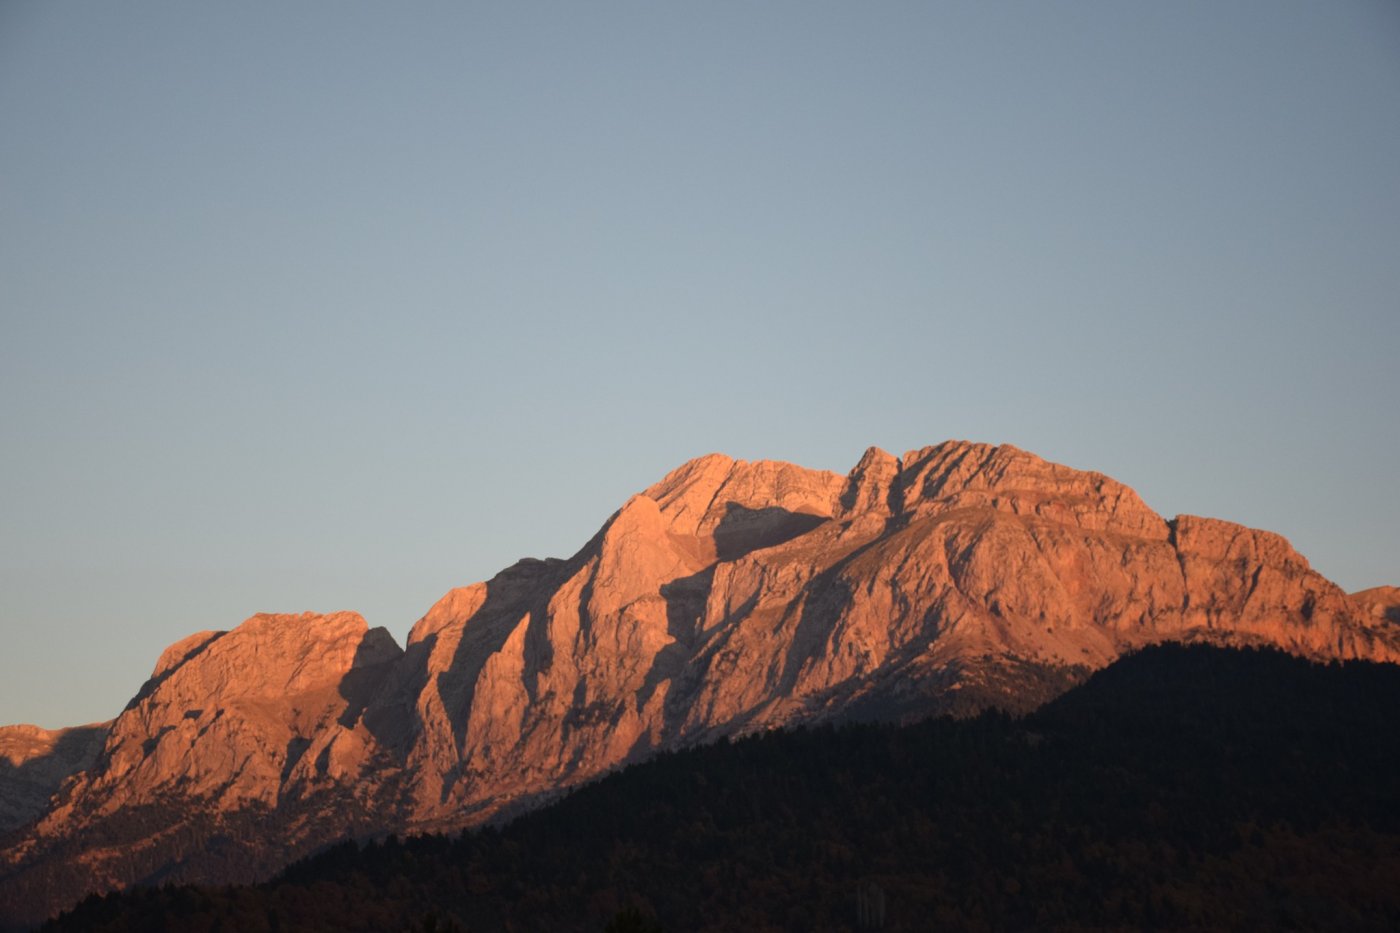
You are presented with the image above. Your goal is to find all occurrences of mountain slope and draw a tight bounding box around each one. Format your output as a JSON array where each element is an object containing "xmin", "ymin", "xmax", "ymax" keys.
[
  {"xmin": 0, "ymin": 725, "xmax": 108, "ymax": 835},
  {"xmin": 3, "ymin": 440, "xmax": 1398, "ymax": 928},
  {"xmin": 42, "ymin": 644, "xmax": 1400, "ymax": 933}
]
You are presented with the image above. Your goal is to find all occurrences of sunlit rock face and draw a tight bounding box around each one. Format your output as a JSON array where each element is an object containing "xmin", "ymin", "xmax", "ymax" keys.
[
  {"xmin": 0, "ymin": 613, "xmax": 405, "ymax": 929},
  {"xmin": 3, "ymin": 440, "xmax": 1397, "ymax": 928},
  {"xmin": 1351, "ymin": 585, "xmax": 1400, "ymax": 626},
  {"xmin": 85, "ymin": 613, "xmax": 401, "ymax": 813}
]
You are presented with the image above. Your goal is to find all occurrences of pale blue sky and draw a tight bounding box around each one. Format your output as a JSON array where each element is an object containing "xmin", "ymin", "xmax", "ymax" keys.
[{"xmin": 3, "ymin": 1, "xmax": 1398, "ymax": 727}]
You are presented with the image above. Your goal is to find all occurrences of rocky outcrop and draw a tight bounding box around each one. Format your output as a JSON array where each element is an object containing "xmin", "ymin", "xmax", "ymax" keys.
[
  {"xmin": 0, "ymin": 724, "xmax": 108, "ymax": 834},
  {"xmin": 0, "ymin": 613, "xmax": 403, "ymax": 929},
  {"xmin": 3, "ymin": 440, "xmax": 1397, "ymax": 929},
  {"xmin": 1352, "ymin": 586, "xmax": 1400, "ymax": 625},
  {"xmin": 72, "ymin": 613, "xmax": 401, "ymax": 814}
]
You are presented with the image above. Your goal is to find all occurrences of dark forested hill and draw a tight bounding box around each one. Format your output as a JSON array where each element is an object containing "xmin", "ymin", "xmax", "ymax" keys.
[{"xmin": 40, "ymin": 645, "xmax": 1400, "ymax": 932}]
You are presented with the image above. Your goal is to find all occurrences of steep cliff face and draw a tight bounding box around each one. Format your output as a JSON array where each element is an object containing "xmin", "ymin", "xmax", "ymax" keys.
[
  {"xmin": 73, "ymin": 613, "xmax": 402, "ymax": 815},
  {"xmin": 0, "ymin": 613, "xmax": 403, "ymax": 928},
  {"xmin": 3, "ymin": 441, "xmax": 1397, "ymax": 929},
  {"xmin": 392, "ymin": 441, "xmax": 1395, "ymax": 829}
]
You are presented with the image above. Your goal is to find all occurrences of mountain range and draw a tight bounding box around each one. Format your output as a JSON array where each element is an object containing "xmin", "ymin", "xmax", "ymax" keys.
[
  {"xmin": 3, "ymin": 440, "xmax": 1397, "ymax": 929},
  {"xmin": 41, "ymin": 644, "xmax": 1400, "ymax": 932}
]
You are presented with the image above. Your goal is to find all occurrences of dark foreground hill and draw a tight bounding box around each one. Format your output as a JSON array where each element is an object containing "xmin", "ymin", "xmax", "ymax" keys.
[{"xmin": 40, "ymin": 644, "xmax": 1400, "ymax": 932}]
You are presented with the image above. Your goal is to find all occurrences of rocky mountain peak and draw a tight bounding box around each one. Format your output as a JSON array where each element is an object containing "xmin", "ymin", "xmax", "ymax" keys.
[
  {"xmin": 837, "ymin": 445, "xmax": 901, "ymax": 520},
  {"xmin": 150, "ymin": 630, "xmax": 224, "ymax": 681},
  {"xmin": 893, "ymin": 440, "xmax": 1168, "ymax": 538},
  {"xmin": 643, "ymin": 452, "xmax": 846, "ymax": 544},
  {"xmin": 39, "ymin": 612, "xmax": 403, "ymax": 823},
  {"xmin": 1351, "ymin": 586, "xmax": 1400, "ymax": 626},
  {"xmin": 3, "ymin": 441, "xmax": 1397, "ymax": 930}
]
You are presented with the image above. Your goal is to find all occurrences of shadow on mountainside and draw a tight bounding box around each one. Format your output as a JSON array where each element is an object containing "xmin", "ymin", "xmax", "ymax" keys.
[
  {"xmin": 712, "ymin": 503, "xmax": 827, "ymax": 562},
  {"xmin": 637, "ymin": 566, "xmax": 715, "ymax": 723},
  {"xmin": 0, "ymin": 724, "xmax": 109, "ymax": 836},
  {"xmin": 639, "ymin": 503, "xmax": 834, "ymax": 747},
  {"xmin": 121, "ymin": 632, "xmax": 223, "ymax": 712},
  {"xmin": 336, "ymin": 628, "xmax": 408, "ymax": 738},
  {"xmin": 437, "ymin": 558, "xmax": 573, "ymax": 764},
  {"xmin": 776, "ymin": 533, "xmax": 898, "ymax": 699}
]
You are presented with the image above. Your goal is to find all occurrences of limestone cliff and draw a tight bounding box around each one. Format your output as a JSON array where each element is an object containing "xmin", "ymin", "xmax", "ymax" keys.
[
  {"xmin": 0, "ymin": 612, "xmax": 402, "ymax": 927},
  {"xmin": 3, "ymin": 441, "xmax": 1396, "ymax": 929}
]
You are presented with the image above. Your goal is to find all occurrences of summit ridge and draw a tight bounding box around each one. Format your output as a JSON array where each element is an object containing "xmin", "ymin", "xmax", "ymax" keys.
[{"xmin": 2, "ymin": 440, "xmax": 1396, "ymax": 928}]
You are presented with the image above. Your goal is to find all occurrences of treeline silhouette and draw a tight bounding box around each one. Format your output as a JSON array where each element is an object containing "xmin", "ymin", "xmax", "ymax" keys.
[{"xmin": 40, "ymin": 644, "xmax": 1400, "ymax": 932}]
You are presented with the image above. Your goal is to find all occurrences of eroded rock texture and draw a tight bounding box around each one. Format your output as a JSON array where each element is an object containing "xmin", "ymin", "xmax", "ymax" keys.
[{"xmin": 3, "ymin": 441, "xmax": 1396, "ymax": 929}]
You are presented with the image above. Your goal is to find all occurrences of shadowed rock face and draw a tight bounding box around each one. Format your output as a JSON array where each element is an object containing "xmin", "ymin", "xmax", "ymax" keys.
[
  {"xmin": 1351, "ymin": 586, "xmax": 1400, "ymax": 626},
  {"xmin": 3, "ymin": 440, "xmax": 1397, "ymax": 929},
  {"xmin": 0, "ymin": 724, "xmax": 109, "ymax": 834}
]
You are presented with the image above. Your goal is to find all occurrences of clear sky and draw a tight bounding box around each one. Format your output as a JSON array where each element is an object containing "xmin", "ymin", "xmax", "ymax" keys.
[{"xmin": 3, "ymin": 1, "xmax": 1398, "ymax": 728}]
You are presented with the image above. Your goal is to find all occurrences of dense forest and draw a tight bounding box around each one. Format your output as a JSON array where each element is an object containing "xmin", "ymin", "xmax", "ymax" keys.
[{"xmin": 39, "ymin": 645, "xmax": 1400, "ymax": 932}]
